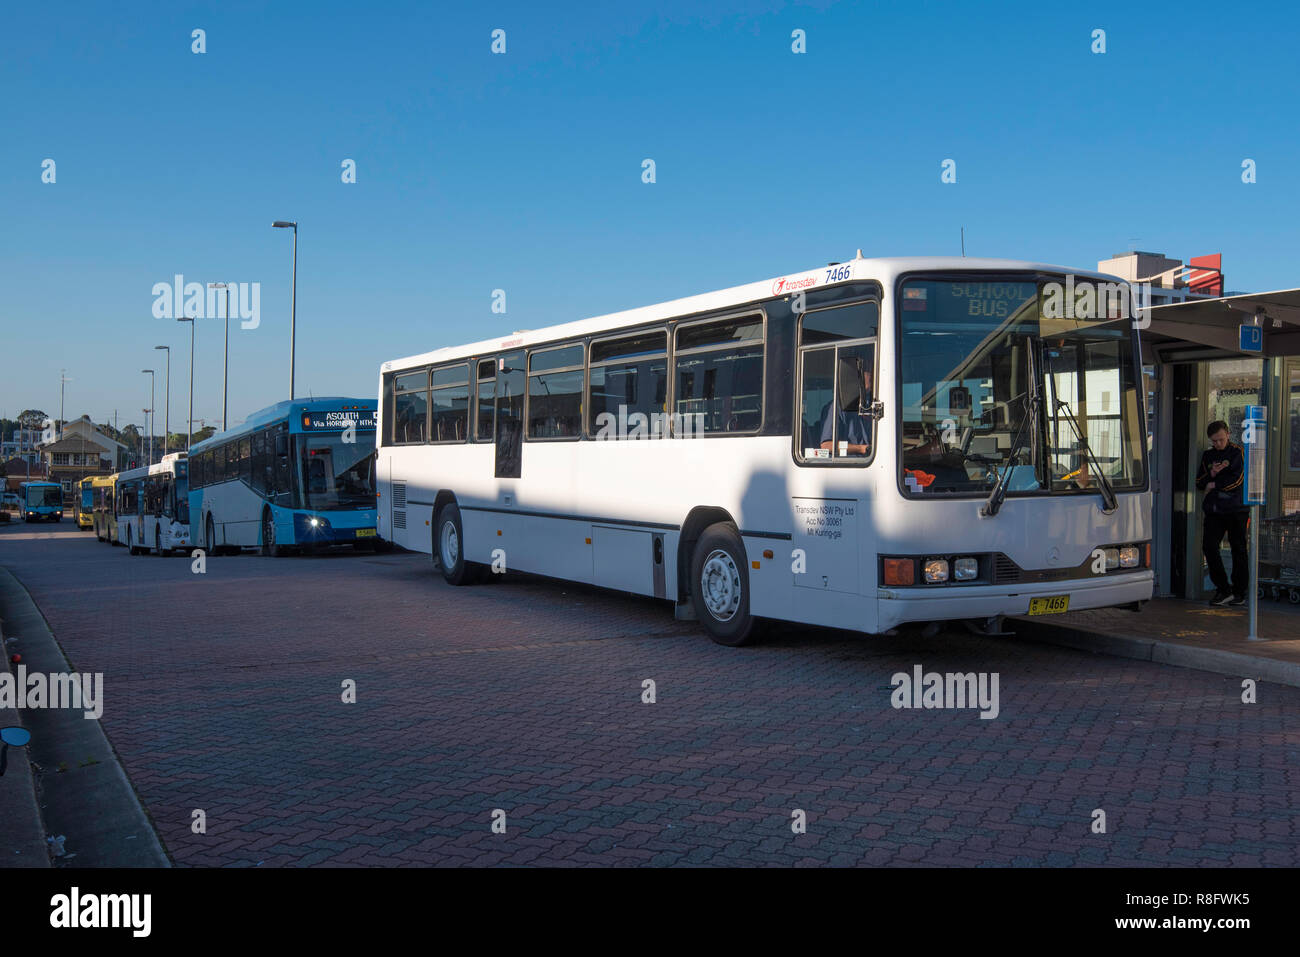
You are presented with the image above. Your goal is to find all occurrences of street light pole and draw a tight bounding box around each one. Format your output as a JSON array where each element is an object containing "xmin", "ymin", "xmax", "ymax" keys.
[
  {"xmin": 178, "ymin": 315, "xmax": 195, "ymax": 449},
  {"xmin": 208, "ymin": 283, "xmax": 230, "ymax": 431},
  {"xmin": 142, "ymin": 369, "xmax": 155, "ymax": 465},
  {"xmin": 272, "ymin": 221, "xmax": 298, "ymax": 399},
  {"xmin": 154, "ymin": 345, "xmax": 170, "ymax": 456}
]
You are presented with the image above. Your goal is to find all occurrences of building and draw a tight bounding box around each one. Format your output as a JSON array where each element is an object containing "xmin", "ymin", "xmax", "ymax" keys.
[
  {"xmin": 38, "ymin": 416, "xmax": 126, "ymax": 501},
  {"xmin": 1102, "ymin": 250, "xmax": 1300, "ymax": 598}
]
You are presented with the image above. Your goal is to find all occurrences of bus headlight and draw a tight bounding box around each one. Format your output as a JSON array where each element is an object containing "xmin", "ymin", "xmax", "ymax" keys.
[
  {"xmin": 1104, "ymin": 548, "xmax": 1119, "ymax": 570},
  {"xmin": 953, "ymin": 557, "xmax": 978, "ymax": 581},
  {"xmin": 923, "ymin": 559, "xmax": 949, "ymax": 583},
  {"xmin": 1119, "ymin": 546, "xmax": 1140, "ymax": 568}
]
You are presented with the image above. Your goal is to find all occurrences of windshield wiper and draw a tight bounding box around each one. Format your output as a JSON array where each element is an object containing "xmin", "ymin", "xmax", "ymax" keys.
[
  {"xmin": 980, "ymin": 391, "xmax": 1036, "ymax": 518},
  {"xmin": 1050, "ymin": 396, "xmax": 1118, "ymax": 512},
  {"xmin": 981, "ymin": 341, "xmax": 1042, "ymax": 518}
]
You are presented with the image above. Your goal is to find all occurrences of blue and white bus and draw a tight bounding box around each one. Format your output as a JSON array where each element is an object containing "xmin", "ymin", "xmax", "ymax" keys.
[
  {"xmin": 188, "ymin": 398, "xmax": 379, "ymax": 555},
  {"xmin": 19, "ymin": 481, "xmax": 64, "ymax": 522}
]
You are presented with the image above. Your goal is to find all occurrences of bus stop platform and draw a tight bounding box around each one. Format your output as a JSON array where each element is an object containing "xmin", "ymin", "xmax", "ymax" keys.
[{"xmin": 1012, "ymin": 598, "xmax": 1300, "ymax": 689}]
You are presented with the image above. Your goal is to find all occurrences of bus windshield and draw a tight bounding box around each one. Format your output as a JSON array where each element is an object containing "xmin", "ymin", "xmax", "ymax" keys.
[
  {"xmin": 898, "ymin": 278, "xmax": 1146, "ymax": 497},
  {"xmin": 81, "ymin": 486, "xmax": 93, "ymax": 509},
  {"xmin": 297, "ymin": 435, "xmax": 374, "ymax": 509},
  {"xmin": 27, "ymin": 486, "xmax": 62, "ymax": 508}
]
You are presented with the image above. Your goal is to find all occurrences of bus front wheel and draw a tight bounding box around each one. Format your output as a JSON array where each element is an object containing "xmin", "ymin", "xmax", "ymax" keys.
[
  {"xmin": 690, "ymin": 523, "xmax": 756, "ymax": 647},
  {"xmin": 435, "ymin": 503, "xmax": 481, "ymax": 585},
  {"xmin": 261, "ymin": 510, "xmax": 285, "ymax": 557}
]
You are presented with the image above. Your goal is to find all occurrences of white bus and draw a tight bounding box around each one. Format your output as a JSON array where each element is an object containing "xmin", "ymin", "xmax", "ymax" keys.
[
  {"xmin": 375, "ymin": 256, "xmax": 1153, "ymax": 645},
  {"xmin": 114, "ymin": 452, "xmax": 191, "ymax": 555}
]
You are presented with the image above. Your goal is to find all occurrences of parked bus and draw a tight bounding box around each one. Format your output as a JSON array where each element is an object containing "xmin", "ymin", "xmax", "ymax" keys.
[
  {"xmin": 375, "ymin": 255, "xmax": 1153, "ymax": 645},
  {"xmin": 90, "ymin": 474, "xmax": 117, "ymax": 542},
  {"xmin": 19, "ymin": 481, "xmax": 64, "ymax": 523},
  {"xmin": 189, "ymin": 398, "xmax": 378, "ymax": 555},
  {"xmin": 76, "ymin": 478, "xmax": 96, "ymax": 529},
  {"xmin": 115, "ymin": 453, "xmax": 192, "ymax": 555}
]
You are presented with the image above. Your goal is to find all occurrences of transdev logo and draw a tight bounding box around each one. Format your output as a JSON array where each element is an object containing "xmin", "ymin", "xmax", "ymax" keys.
[{"xmin": 772, "ymin": 274, "xmax": 818, "ymax": 296}]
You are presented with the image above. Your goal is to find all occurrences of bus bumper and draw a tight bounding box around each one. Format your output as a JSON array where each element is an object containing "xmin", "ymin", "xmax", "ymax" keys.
[{"xmin": 876, "ymin": 570, "xmax": 1154, "ymax": 632}]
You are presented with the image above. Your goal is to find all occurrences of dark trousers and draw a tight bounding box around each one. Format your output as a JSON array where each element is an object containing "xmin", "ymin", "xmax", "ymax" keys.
[{"xmin": 1203, "ymin": 510, "xmax": 1250, "ymax": 597}]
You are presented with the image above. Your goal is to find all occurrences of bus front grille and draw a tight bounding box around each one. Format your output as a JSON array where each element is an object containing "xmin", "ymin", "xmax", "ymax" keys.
[{"xmin": 993, "ymin": 555, "xmax": 1021, "ymax": 584}]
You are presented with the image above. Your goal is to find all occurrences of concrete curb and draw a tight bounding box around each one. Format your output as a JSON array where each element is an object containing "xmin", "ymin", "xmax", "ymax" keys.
[
  {"xmin": 0, "ymin": 600, "xmax": 50, "ymax": 867},
  {"xmin": 0, "ymin": 567, "xmax": 170, "ymax": 866},
  {"xmin": 1011, "ymin": 616, "xmax": 1300, "ymax": 689}
]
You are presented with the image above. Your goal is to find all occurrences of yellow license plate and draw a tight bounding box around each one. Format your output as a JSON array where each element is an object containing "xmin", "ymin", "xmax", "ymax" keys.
[
  {"xmin": 355, "ymin": 528, "xmax": 377, "ymax": 538},
  {"xmin": 1028, "ymin": 595, "xmax": 1070, "ymax": 615}
]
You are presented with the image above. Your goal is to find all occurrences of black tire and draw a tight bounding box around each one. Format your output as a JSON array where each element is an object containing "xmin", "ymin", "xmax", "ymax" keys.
[
  {"xmin": 689, "ymin": 522, "xmax": 756, "ymax": 646},
  {"xmin": 127, "ymin": 526, "xmax": 139, "ymax": 555},
  {"xmin": 434, "ymin": 503, "xmax": 481, "ymax": 585},
  {"xmin": 206, "ymin": 515, "xmax": 216, "ymax": 555},
  {"xmin": 154, "ymin": 524, "xmax": 165, "ymax": 557},
  {"xmin": 260, "ymin": 509, "xmax": 284, "ymax": 557}
]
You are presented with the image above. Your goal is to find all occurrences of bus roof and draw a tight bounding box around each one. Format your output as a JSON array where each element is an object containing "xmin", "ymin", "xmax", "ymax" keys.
[
  {"xmin": 380, "ymin": 255, "xmax": 1127, "ymax": 373},
  {"xmin": 189, "ymin": 397, "xmax": 377, "ymax": 454},
  {"xmin": 19, "ymin": 481, "xmax": 60, "ymax": 489}
]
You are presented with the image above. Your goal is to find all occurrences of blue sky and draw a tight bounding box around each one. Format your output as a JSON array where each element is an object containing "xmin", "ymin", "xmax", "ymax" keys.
[{"xmin": 2, "ymin": 0, "xmax": 1297, "ymax": 433}]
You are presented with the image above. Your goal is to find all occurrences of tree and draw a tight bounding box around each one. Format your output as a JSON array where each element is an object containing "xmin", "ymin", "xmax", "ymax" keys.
[
  {"xmin": 191, "ymin": 426, "xmax": 216, "ymax": 444},
  {"xmin": 17, "ymin": 410, "xmax": 48, "ymax": 432}
]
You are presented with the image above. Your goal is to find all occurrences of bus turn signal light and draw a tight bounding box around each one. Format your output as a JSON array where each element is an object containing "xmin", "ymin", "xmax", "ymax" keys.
[{"xmin": 884, "ymin": 559, "xmax": 915, "ymax": 586}]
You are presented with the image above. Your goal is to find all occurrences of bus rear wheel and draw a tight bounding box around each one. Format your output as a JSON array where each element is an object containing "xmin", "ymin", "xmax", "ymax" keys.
[
  {"xmin": 690, "ymin": 523, "xmax": 756, "ymax": 647},
  {"xmin": 206, "ymin": 515, "xmax": 217, "ymax": 555},
  {"xmin": 261, "ymin": 510, "xmax": 285, "ymax": 557},
  {"xmin": 435, "ymin": 503, "xmax": 482, "ymax": 585}
]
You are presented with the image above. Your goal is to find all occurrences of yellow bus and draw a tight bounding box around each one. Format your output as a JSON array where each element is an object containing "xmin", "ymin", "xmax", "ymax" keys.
[
  {"xmin": 90, "ymin": 474, "xmax": 118, "ymax": 542},
  {"xmin": 77, "ymin": 477, "xmax": 95, "ymax": 529}
]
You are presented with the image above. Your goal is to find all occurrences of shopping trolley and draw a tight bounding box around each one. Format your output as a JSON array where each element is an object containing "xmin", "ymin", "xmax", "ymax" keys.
[{"xmin": 1256, "ymin": 516, "xmax": 1300, "ymax": 603}]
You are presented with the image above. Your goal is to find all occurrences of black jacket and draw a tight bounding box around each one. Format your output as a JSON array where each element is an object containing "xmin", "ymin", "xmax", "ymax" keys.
[{"xmin": 1195, "ymin": 442, "xmax": 1247, "ymax": 513}]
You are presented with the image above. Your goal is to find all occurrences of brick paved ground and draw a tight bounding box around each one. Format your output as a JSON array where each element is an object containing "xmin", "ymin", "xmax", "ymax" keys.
[
  {"xmin": 1022, "ymin": 597, "xmax": 1300, "ymax": 669},
  {"xmin": 2, "ymin": 523, "xmax": 1298, "ymax": 866}
]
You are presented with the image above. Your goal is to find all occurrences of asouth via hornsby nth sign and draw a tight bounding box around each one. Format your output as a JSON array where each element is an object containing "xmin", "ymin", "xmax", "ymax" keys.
[{"xmin": 300, "ymin": 409, "xmax": 377, "ymax": 430}]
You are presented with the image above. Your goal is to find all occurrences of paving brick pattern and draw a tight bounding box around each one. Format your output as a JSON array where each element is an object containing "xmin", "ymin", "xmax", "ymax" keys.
[
  {"xmin": 1027, "ymin": 597, "xmax": 1300, "ymax": 668},
  {"xmin": 3, "ymin": 525, "xmax": 1298, "ymax": 866}
]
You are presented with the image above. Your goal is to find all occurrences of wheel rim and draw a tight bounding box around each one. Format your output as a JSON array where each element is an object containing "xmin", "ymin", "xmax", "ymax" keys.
[
  {"xmin": 264, "ymin": 514, "xmax": 274, "ymax": 550},
  {"xmin": 700, "ymin": 548, "xmax": 742, "ymax": 622},
  {"xmin": 440, "ymin": 521, "xmax": 459, "ymax": 569}
]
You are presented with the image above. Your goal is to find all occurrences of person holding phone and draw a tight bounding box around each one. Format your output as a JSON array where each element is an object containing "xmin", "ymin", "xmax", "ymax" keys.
[{"xmin": 1195, "ymin": 419, "xmax": 1248, "ymax": 606}]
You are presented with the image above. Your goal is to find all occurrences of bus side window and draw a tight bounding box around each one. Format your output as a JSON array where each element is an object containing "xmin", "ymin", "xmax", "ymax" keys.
[
  {"xmin": 476, "ymin": 359, "xmax": 496, "ymax": 441},
  {"xmin": 495, "ymin": 352, "xmax": 524, "ymax": 478}
]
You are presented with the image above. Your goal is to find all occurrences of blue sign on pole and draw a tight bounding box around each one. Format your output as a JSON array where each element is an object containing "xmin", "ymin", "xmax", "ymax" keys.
[
  {"xmin": 1243, "ymin": 405, "xmax": 1266, "ymax": 506},
  {"xmin": 1240, "ymin": 323, "xmax": 1263, "ymax": 353}
]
